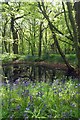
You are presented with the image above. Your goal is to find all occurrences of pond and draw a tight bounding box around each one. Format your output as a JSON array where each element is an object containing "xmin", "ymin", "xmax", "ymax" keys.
[{"xmin": 2, "ymin": 63, "xmax": 77, "ymax": 84}]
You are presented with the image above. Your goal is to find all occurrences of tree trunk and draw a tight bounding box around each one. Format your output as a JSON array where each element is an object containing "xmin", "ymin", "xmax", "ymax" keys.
[
  {"xmin": 38, "ymin": 21, "xmax": 43, "ymax": 58},
  {"xmin": 66, "ymin": 2, "xmax": 80, "ymax": 69},
  {"xmin": 29, "ymin": 25, "xmax": 34, "ymax": 56},
  {"xmin": 74, "ymin": 2, "xmax": 80, "ymax": 68},
  {"xmin": 2, "ymin": 21, "xmax": 9, "ymax": 53},
  {"xmin": 33, "ymin": 18, "xmax": 36, "ymax": 55},
  {"xmin": 44, "ymin": 27, "xmax": 48, "ymax": 54},
  {"xmin": 62, "ymin": 2, "xmax": 73, "ymax": 40},
  {"xmin": 11, "ymin": 16, "xmax": 18, "ymax": 54}
]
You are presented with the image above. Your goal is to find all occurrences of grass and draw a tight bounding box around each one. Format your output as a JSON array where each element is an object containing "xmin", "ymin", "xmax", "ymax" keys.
[
  {"xmin": 0, "ymin": 78, "xmax": 79, "ymax": 119},
  {"xmin": 45, "ymin": 54, "xmax": 77, "ymax": 64},
  {"xmin": 1, "ymin": 53, "xmax": 77, "ymax": 66}
]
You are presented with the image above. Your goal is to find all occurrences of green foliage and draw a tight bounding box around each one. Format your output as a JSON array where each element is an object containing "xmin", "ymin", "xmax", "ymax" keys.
[
  {"xmin": 66, "ymin": 54, "xmax": 77, "ymax": 65},
  {"xmin": 1, "ymin": 53, "xmax": 24, "ymax": 63},
  {"xmin": 43, "ymin": 54, "xmax": 76, "ymax": 64},
  {"xmin": 24, "ymin": 55, "xmax": 39, "ymax": 61},
  {"xmin": 48, "ymin": 54, "xmax": 63, "ymax": 63},
  {"xmin": 1, "ymin": 79, "xmax": 79, "ymax": 119},
  {"xmin": 1, "ymin": 1, "xmax": 80, "ymax": 68},
  {"xmin": 2, "ymin": 53, "xmax": 77, "ymax": 66}
]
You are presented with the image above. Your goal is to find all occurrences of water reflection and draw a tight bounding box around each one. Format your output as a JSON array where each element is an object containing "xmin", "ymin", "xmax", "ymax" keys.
[{"xmin": 2, "ymin": 63, "xmax": 70, "ymax": 83}]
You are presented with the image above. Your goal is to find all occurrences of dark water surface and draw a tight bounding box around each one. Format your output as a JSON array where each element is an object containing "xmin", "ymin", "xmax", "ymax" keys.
[{"xmin": 2, "ymin": 63, "xmax": 76, "ymax": 84}]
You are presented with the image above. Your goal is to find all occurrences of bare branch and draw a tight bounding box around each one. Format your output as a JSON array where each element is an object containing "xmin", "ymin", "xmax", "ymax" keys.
[{"xmin": 54, "ymin": 11, "xmax": 64, "ymax": 18}]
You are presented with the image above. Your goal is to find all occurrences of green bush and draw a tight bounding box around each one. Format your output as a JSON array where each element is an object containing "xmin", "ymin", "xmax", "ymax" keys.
[{"xmin": 1, "ymin": 54, "xmax": 25, "ymax": 63}]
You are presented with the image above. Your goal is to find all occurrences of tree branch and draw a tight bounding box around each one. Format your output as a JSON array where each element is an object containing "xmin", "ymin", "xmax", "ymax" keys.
[
  {"xmin": 14, "ymin": 15, "xmax": 24, "ymax": 20},
  {"xmin": 58, "ymin": 38, "xmax": 73, "ymax": 46},
  {"xmin": 37, "ymin": 1, "xmax": 73, "ymax": 41},
  {"xmin": 54, "ymin": 11, "xmax": 64, "ymax": 18}
]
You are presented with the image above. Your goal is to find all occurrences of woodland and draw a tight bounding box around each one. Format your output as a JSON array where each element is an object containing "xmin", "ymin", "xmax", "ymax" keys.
[{"xmin": 0, "ymin": 1, "xmax": 80, "ymax": 119}]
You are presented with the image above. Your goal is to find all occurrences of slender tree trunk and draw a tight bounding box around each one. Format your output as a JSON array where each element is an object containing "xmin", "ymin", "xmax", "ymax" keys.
[
  {"xmin": 2, "ymin": 4, "xmax": 9, "ymax": 53},
  {"xmin": 2, "ymin": 21, "xmax": 9, "ymax": 53},
  {"xmin": 44, "ymin": 27, "xmax": 48, "ymax": 54},
  {"xmin": 30, "ymin": 25, "xmax": 34, "ymax": 56},
  {"xmin": 62, "ymin": 2, "xmax": 73, "ymax": 40},
  {"xmin": 19, "ymin": 30, "xmax": 24, "ymax": 54},
  {"xmin": 11, "ymin": 16, "xmax": 18, "ymax": 54},
  {"xmin": 38, "ymin": 21, "xmax": 43, "ymax": 58},
  {"xmin": 33, "ymin": 18, "xmax": 36, "ymax": 54}
]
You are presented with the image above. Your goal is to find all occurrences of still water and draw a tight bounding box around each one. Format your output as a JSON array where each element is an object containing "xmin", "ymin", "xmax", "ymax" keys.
[{"xmin": 2, "ymin": 63, "xmax": 76, "ymax": 84}]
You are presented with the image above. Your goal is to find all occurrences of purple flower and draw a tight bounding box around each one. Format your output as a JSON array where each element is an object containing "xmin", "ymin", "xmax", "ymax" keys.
[
  {"xmin": 16, "ymin": 105, "xmax": 21, "ymax": 110},
  {"xmin": 78, "ymin": 83, "xmax": 80, "ymax": 86},
  {"xmin": 14, "ymin": 78, "xmax": 21, "ymax": 85},
  {"xmin": 25, "ymin": 90, "xmax": 29, "ymax": 93},
  {"xmin": 10, "ymin": 115, "xmax": 14, "ymax": 120},
  {"xmin": 3, "ymin": 83, "xmax": 7, "ymax": 86},
  {"xmin": 30, "ymin": 95, "xmax": 33, "ymax": 101},
  {"xmin": 10, "ymin": 116, "xmax": 13, "ymax": 120},
  {"xmin": 26, "ymin": 107, "xmax": 30, "ymax": 111},
  {"xmin": 70, "ymin": 103, "xmax": 76, "ymax": 107},
  {"xmin": 14, "ymin": 80, "xmax": 19, "ymax": 84},
  {"xmin": 58, "ymin": 88, "xmax": 62, "ymax": 92},
  {"xmin": 24, "ymin": 113, "xmax": 27, "ymax": 117},
  {"xmin": 24, "ymin": 113, "xmax": 28, "ymax": 120},
  {"xmin": 23, "ymin": 81, "xmax": 30, "ymax": 86},
  {"xmin": 24, "ymin": 117, "xmax": 28, "ymax": 120}
]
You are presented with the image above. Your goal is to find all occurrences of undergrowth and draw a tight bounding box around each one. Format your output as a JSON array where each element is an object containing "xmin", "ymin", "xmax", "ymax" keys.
[
  {"xmin": 1, "ymin": 53, "xmax": 76, "ymax": 66},
  {"xmin": 0, "ymin": 79, "xmax": 79, "ymax": 119}
]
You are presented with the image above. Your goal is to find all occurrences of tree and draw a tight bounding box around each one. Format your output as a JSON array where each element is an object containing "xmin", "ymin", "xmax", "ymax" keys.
[
  {"xmin": 66, "ymin": 2, "xmax": 80, "ymax": 69},
  {"xmin": 2, "ymin": 17, "xmax": 9, "ymax": 53},
  {"xmin": 74, "ymin": 2, "xmax": 80, "ymax": 68},
  {"xmin": 37, "ymin": 1, "xmax": 74, "ymax": 72},
  {"xmin": 11, "ymin": 15, "xmax": 18, "ymax": 54},
  {"xmin": 38, "ymin": 21, "xmax": 43, "ymax": 57},
  {"xmin": 2, "ymin": 3, "xmax": 10, "ymax": 53}
]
